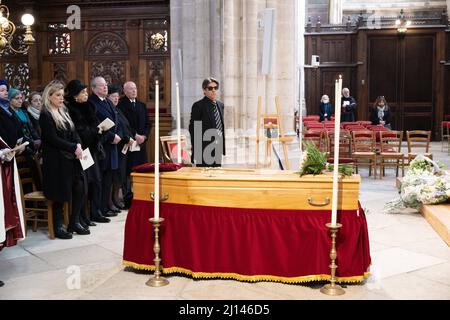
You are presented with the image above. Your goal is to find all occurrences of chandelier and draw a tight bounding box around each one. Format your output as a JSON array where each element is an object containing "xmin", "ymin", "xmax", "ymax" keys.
[
  {"xmin": 0, "ymin": 0, "xmax": 35, "ymax": 54},
  {"xmin": 395, "ymin": 9, "xmax": 411, "ymax": 34}
]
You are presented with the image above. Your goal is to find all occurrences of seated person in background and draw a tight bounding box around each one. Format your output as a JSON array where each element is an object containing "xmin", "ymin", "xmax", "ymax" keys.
[
  {"xmin": 370, "ymin": 96, "xmax": 392, "ymax": 129},
  {"xmin": 341, "ymin": 88, "xmax": 357, "ymax": 122},
  {"xmin": 319, "ymin": 94, "xmax": 333, "ymax": 122}
]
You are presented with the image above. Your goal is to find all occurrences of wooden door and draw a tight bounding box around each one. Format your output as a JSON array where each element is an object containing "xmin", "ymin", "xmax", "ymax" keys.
[{"xmin": 368, "ymin": 34, "xmax": 435, "ymax": 134}]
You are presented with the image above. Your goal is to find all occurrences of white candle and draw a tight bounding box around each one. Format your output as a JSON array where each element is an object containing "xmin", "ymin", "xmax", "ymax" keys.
[
  {"xmin": 176, "ymin": 82, "xmax": 182, "ymax": 163},
  {"xmin": 299, "ymin": 99, "xmax": 303, "ymax": 153},
  {"xmin": 154, "ymin": 80, "xmax": 160, "ymax": 220},
  {"xmin": 331, "ymin": 76, "xmax": 342, "ymax": 226}
]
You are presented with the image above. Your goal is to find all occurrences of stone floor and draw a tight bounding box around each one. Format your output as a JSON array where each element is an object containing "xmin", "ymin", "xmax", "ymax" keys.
[{"xmin": 1, "ymin": 140, "xmax": 449, "ymax": 300}]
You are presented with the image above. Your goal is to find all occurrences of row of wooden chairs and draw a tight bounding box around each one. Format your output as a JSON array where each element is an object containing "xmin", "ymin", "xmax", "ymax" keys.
[
  {"xmin": 441, "ymin": 120, "xmax": 450, "ymax": 153},
  {"xmin": 303, "ymin": 130, "xmax": 432, "ymax": 178}
]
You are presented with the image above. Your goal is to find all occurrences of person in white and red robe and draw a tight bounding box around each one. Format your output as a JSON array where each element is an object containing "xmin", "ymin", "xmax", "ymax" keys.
[{"xmin": 0, "ymin": 136, "xmax": 26, "ymax": 287}]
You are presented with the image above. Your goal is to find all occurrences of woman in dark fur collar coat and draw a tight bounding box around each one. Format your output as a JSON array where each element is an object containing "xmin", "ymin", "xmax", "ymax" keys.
[{"xmin": 65, "ymin": 79, "xmax": 110, "ymax": 226}]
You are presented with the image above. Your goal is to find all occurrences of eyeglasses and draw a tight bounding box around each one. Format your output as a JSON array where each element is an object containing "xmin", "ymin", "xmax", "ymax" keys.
[{"xmin": 206, "ymin": 86, "xmax": 218, "ymax": 91}]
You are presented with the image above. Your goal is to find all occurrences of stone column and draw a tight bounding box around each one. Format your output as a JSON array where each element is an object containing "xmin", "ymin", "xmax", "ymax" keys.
[
  {"xmin": 170, "ymin": 0, "xmax": 221, "ymax": 130},
  {"xmin": 329, "ymin": 0, "xmax": 343, "ymax": 24},
  {"xmin": 264, "ymin": 0, "xmax": 297, "ymax": 134},
  {"xmin": 297, "ymin": 0, "xmax": 306, "ymax": 117},
  {"xmin": 171, "ymin": 0, "xmax": 297, "ymax": 134}
]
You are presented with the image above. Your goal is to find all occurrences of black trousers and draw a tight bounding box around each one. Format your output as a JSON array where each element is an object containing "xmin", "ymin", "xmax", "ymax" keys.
[
  {"xmin": 101, "ymin": 169, "xmax": 113, "ymax": 214},
  {"xmin": 88, "ymin": 179, "xmax": 102, "ymax": 218},
  {"xmin": 52, "ymin": 167, "xmax": 85, "ymax": 230}
]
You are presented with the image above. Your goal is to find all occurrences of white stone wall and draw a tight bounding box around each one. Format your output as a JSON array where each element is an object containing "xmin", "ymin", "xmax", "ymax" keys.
[
  {"xmin": 170, "ymin": 0, "xmax": 222, "ymax": 131},
  {"xmin": 171, "ymin": 0, "xmax": 300, "ymax": 136}
]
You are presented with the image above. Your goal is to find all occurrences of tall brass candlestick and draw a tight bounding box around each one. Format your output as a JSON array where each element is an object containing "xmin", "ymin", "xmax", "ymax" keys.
[
  {"xmin": 146, "ymin": 80, "xmax": 169, "ymax": 287},
  {"xmin": 321, "ymin": 75, "xmax": 345, "ymax": 296},
  {"xmin": 146, "ymin": 217, "xmax": 169, "ymax": 287},
  {"xmin": 320, "ymin": 223, "xmax": 345, "ymax": 295}
]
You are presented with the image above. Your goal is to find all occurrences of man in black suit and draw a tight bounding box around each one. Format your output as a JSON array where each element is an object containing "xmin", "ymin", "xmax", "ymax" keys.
[
  {"xmin": 117, "ymin": 81, "xmax": 150, "ymax": 207},
  {"xmin": 341, "ymin": 88, "xmax": 357, "ymax": 122},
  {"xmin": 188, "ymin": 77, "xmax": 225, "ymax": 167},
  {"xmin": 89, "ymin": 76, "xmax": 121, "ymax": 219}
]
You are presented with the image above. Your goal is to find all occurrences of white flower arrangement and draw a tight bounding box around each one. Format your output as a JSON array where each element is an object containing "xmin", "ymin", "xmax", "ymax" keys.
[{"xmin": 384, "ymin": 155, "xmax": 450, "ymax": 213}]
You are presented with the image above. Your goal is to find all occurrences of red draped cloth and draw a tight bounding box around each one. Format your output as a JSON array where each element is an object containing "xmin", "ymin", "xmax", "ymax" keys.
[
  {"xmin": 0, "ymin": 141, "xmax": 23, "ymax": 251},
  {"xmin": 123, "ymin": 201, "xmax": 371, "ymax": 284}
]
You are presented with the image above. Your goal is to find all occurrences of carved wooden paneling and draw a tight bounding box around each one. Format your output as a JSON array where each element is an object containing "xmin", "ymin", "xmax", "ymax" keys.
[
  {"xmin": 403, "ymin": 36, "xmax": 435, "ymax": 132},
  {"xmin": 47, "ymin": 24, "xmax": 72, "ymax": 55},
  {"xmin": 367, "ymin": 33, "xmax": 436, "ymax": 133},
  {"xmin": 319, "ymin": 36, "xmax": 351, "ymax": 63},
  {"xmin": 404, "ymin": 36, "xmax": 434, "ymax": 103},
  {"xmin": 143, "ymin": 19, "xmax": 169, "ymax": 55},
  {"xmin": 86, "ymin": 32, "xmax": 129, "ymax": 57},
  {"xmin": 306, "ymin": 27, "xmax": 447, "ymax": 138},
  {"xmin": 304, "ymin": 33, "xmax": 356, "ymax": 117},
  {"xmin": 304, "ymin": 68, "xmax": 318, "ymax": 115},
  {"xmin": 446, "ymin": 67, "xmax": 450, "ymax": 116},
  {"xmin": 446, "ymin": 32, "xmax": 450, "ymax": 61},
  {"xmin": 368, "ymin": 37, "xmax": 398, "ymax": 103},
  {"xmin": 144, "ymin": 30, "xmax": 169, "ymax": 54},
  {"xmin": 0, "ymin": 35, "xmax": 28, "ymax": 57},
  {"xmin": 3, "ymin": 63, "xmax": 30, "ymax": 97},
  {"xmin": 89, "ymin": 61, "xmax": 126, "ymax": 87},
  {"xmin": 146, "ymin": 58, "xmax": 171, "ymax": 108},
  {"xmin": 53, "ymin": 63, "xmax": 69, "ymax": 85},
  {"xmin": 87, "ymin": 21, "xmax": 126, "ymax": 31},
  {"xmin": 40, "ymin": 61, "xmax": 76, "ymax": 91}
]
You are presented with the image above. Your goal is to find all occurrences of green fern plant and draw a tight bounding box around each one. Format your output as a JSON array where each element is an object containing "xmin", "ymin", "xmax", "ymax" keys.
[{"xmin": 299, "ymin": 143, "xmax": 327, "ymax": 176}]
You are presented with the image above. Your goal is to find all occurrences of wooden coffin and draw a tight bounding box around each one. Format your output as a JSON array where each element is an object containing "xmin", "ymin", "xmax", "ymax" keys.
[{"xmin": 132, "ymin": 167, "xmax": 361, "ymax": 211}]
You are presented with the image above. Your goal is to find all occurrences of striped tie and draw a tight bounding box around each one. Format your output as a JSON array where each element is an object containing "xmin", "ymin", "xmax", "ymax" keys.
[{"xmin": 212, "ymin": 102, "xmax": 223, "ymax": 137}]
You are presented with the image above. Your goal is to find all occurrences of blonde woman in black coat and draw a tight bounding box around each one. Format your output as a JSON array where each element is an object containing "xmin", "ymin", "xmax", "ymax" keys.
[{"xmin": 39, "ymin": 81, "xmax": 88, "ymax": 239}]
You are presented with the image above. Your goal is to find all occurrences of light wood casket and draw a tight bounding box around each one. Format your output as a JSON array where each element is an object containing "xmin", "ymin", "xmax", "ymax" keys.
[{"xmin": 132, "ymin": 167, "xmax": 361, "ymax": 210}]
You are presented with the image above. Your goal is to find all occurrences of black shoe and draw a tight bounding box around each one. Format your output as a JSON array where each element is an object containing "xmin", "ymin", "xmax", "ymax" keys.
[
  {"xmin": 79, "ymin": 220, "xmax": 90, "ymax": 231},
  {"xmin": 68, "ymin": 223, "xmax": 90, "ymax": 235},
  {"xmin": 91, "ymin": 216, "xmax": 110, "ymax": 223},
  {"xmin": 108, "ymin": 206, "xmax": 121, "ymax": 213},
  {"xmin": 0, "ymin": 280, "xmax": 4, "ymax": 287},
  {"xmin": 54, "ymin": 226, "xmax": 73, "ymax": 239},
  {"xmin": 113, "ymin": 201, "xmax": 125, "ymax": 210},
  {"xmin": 103, "ymin": 210, "xmax": 118, "ymax": 217},
  {"xmin": 80, "ymin": 214, "xmax": 96, "ymax": 227}
]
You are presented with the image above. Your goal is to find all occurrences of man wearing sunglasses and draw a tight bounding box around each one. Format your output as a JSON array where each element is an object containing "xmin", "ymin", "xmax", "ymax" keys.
[{"xmin": 189, "ymin": 77, "xmax": 225, "ymax": 167}]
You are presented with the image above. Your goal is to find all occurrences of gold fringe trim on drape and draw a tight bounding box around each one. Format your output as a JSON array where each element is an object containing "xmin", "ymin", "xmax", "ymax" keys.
[{"xmin": 123, "ymin": 260, "xmax": 370, "ymax": 284}]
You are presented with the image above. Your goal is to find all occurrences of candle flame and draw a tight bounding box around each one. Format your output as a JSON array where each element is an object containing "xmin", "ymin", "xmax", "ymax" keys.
[{"xmin": 155, "ymin": 80, "xmax": 159, "ymax": 85}]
